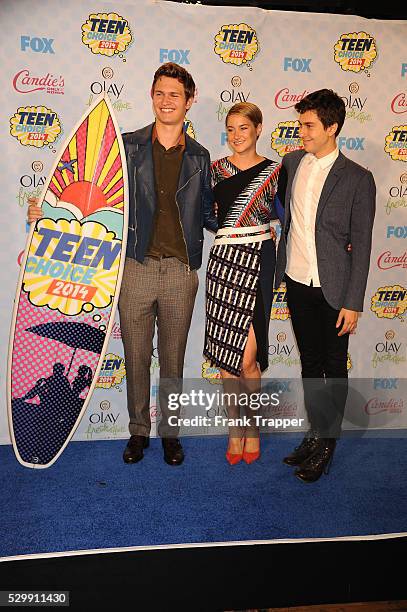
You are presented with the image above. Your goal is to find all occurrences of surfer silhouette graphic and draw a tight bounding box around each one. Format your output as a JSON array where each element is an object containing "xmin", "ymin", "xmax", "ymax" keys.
[
  {"xmin": 71, "ymin": 365, "xmax": 93, "ymax": 406},
  {"xmin": 22, "ymin": 362, "xmax": 71, "ymax": 406}
]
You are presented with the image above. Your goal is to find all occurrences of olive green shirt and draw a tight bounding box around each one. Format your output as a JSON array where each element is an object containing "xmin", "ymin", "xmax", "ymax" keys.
[{"xmin": 147, "ymin": 126, "xmax": 188, "ymax": 264}]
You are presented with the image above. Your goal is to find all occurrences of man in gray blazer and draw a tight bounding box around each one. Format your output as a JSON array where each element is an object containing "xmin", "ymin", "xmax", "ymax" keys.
[{"xmin": 275, "ymin": 89, "xmax": 376, "ymax": 483}]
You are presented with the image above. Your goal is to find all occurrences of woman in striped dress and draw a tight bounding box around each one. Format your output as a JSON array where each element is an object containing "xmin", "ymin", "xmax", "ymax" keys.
[{"xmin": 203, "ymin": 102, "xmax": 281, "ymax": 465}]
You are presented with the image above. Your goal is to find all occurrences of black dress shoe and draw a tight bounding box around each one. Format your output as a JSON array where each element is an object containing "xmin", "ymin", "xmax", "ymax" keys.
[
  {"xmin": 123, "ymin": 435, "xmax": 149, "ymax": 464},
  {"xmin": 295, "ymin": 439, "xmax": 336, "ymax": 483},
  {"xmin": 283, "ymin": 435, "xmax": 321, "ymax": 466},
  {"xmin": 162, "ymin": 438, "xmax": 184, "ymax": 466}
]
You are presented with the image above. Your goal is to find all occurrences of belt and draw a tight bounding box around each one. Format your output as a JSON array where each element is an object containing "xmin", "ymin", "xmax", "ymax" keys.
[
  {"xmin": 146, "ymin": 253, "xmax": 176, "ymax": 260},
  {"xmin": 214, "ymin": 222, "xmax": 275, "ymax": 245}
]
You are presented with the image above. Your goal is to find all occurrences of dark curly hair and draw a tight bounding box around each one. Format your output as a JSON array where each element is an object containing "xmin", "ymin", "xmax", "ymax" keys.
[{"xmin": 295, "ymin": 89, "xmax": 346, "ymax": 136}]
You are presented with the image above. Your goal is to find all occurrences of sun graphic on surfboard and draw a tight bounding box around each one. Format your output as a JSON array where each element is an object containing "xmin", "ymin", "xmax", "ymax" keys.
[{"xmin": 45, "ymin": 98, "xmax": 124, "ymax": 220}]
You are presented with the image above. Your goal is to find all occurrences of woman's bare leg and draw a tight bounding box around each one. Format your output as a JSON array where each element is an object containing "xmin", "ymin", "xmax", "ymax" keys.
[
  {"xmin": 220, "ymin": 369, "xmax": 244, "ymax": 455},
  {"xmin": 240, "ymin": 324, "xmax": 261, "ymax": 453}
]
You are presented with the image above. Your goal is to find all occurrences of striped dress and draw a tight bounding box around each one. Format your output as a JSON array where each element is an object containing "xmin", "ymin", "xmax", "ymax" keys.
[{"xmin": 204, "ymin": 157, "xmax": 280, "ymax": 376}]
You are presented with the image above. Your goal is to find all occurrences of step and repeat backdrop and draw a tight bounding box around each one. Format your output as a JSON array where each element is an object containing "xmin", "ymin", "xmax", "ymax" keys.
[{"xmin": 0, "ymin": 0, "xmax": 406, "ymax": 444}]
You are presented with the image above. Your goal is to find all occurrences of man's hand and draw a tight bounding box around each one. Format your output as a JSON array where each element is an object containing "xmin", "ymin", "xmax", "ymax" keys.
[
  {"xmin": 336, "ymin": 308, "xmax": 359, "ymax": 336},
  {"xmin": 27, "ymin": 197, "xmax": 43, "ymax": 223}
]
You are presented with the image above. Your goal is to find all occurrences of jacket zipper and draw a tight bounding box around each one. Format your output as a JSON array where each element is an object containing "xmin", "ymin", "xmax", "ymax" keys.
[
  {"xmin": 129, "ymin": 148, "xmax": 138, "ymax": 258},
  {"xmin": 175, "ymin": 168, "xmax": 201, "ymax": 273}
]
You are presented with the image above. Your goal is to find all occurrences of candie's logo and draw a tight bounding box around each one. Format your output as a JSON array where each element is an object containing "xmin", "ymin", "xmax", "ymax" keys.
[
  {"xmin": 96, "ymin": 353, "xmax": 126, "ymax": 389},
  {"xmin": 384, "ymin": 125, "xmax": 407, "ymax": 162},
  {"xmin": 24, "ymin": 218, "xmax": 121, "ymax": 316},
  {"xmin": 274, "ymin": 88, "xmax": 310, "ymax": 109},
  {"xmin": 271, "ymin": 121, "xmax": 303, "ymax": 157},
  {"xmin": 365, "ymin": 398, "xmax": 404, "ymax": 416},
  {"xmin": 377, "ymin": 250, "xmax": 407, "ymax": 270},
  {"xmin": 391, "ymin": 93, "xmax": 407, "ymax": 114},
  {"xmin": 10, "ymin": 105, "xmax": 61, "ymax": 148},
  {"xmin": 371, "ymin": 285, "xmax": 407, "ymax": 320},
  {"xmin": 82, "ymin": 13, "xmax": 133, "ymax": 57},
  {"xmin": 334, "ymin": 32, "xmax": 377, "ymax": 73},
  {"xmin": 214, "ymin": 23, "xmax": 258, "ymax": 66},
  {"xmin": 271, "ymin": 286, "xmax": 290, "ymax": 320},
  {"xmin": 111, "ymin": 322, "xmax": 122, "ymax": 339},
  {"xmin": 13, "ymin": 70, "xmax": 64, "ymax": 95}
]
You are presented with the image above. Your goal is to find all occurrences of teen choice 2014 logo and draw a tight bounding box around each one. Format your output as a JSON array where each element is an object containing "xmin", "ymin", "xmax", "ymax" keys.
[
  {"xmin": 10, "ymin": 105, "xmax": 61, "ymax": 148},
  {"xmin": 334, "ymin": 32, "xmax": 377, "ymax": 73},
  {"xmin": 371, "ymin": 285, "xmax": 407, "ymax": 320},
  {"xmin": 202, "ymin": 361, "xmax": 222, "ymax": 384},
  {"xmin": 271, "ymin": 121, "xmax": 303, "ymax": 157},
  {"xmin": 96, "ymin": 353, "xmax": 126, "ymax": 389},
  {"xmin": 82, "ymin": 13, "xmax": 133, "ymax": 57},
  {"xmin": 384, "ymin": 126, "xmax": 407, "ymax": 162},
  {"xmin": 271, "ymin": 286, "xmax": 290, "ymax": 320},
  {"xmin": 214, "ymin": 23, "xmax": 258, "ymax": 66},
  {"xmin": 24, "ymin": 218, "xmax": 121, "ymax": 316}
]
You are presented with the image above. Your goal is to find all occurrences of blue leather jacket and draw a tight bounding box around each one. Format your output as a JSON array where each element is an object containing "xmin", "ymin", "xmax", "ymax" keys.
[{"xmin": 123, "ymin": 123, "xmax": 218, "ymax": 270}]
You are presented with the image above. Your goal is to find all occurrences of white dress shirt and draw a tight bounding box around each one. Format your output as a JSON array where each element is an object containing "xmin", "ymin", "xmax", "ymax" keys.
[{"xmin": 286, "ymin": 147, "xmax": 339, "ymax": 287}]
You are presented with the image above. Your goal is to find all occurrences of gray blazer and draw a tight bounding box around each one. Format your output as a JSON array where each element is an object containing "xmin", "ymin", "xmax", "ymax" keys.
[{"xmin": 275, "ymin": 149, "xmax": 376, "ymax": 312}]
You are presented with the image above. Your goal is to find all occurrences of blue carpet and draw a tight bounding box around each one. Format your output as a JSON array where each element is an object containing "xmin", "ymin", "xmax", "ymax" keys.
[{"xmin": 1, "ymin": 436, "xmax": 407, "ymax": 558}]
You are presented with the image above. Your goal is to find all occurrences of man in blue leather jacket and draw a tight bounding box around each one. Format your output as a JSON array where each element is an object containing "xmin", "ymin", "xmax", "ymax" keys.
[
  {"xmin": 120, "ymin": 63, "xmax": 217, "ymax": 466},
  {"xmin": 27, "ymin": 62, "xmax": 217, "ymax": 466}
]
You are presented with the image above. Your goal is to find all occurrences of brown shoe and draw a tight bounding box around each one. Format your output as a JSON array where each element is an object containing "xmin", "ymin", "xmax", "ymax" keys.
[
  {"xmin": 162, "ymin": 438, "xmax": 184, "ymax": 466},
  {"xmin": 123, "ymin": 435, "xmax": 149, "ymax": 464}
]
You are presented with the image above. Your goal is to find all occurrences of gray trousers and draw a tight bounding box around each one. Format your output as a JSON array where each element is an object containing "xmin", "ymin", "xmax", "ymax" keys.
[{"xmin": 118, "ymin": 257, "xmax": 198, "ymax": 437}]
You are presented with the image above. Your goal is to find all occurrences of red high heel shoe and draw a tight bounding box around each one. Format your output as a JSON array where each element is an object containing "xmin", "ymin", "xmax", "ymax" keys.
[
  {"xmin": 242, "ymin": 439, "xmax": 260, "ymax": 464},
  {"xmin": 226, "ymin": 438, "xmax": 244, "ymax": 465}
]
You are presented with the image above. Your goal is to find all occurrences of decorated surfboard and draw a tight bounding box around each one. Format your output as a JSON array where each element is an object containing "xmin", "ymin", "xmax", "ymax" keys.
[{"xmin": 7, "ymin": 93, "xmax": 128, "ymax": 468}]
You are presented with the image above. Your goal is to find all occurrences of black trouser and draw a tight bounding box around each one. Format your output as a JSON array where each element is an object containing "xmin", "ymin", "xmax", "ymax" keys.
[{"xmin": 285, "ymin": 276, "xmax": 349, "ymax": 438}]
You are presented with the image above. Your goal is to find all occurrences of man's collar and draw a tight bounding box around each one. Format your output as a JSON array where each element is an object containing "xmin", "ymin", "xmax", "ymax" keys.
[
  {"xmin": 152, "ymin": 123, "xmax": 185, "ymax": 149},
  {"xmin": 313, "ymin": 147, "xmax": 339, "ymax": 169}
]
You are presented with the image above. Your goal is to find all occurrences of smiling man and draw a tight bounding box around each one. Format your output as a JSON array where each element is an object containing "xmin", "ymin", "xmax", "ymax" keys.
[
  {"xmin": 275, "ymin": 88, "xmax": 376, "ymax": 482},
  {"xmin": 29, "ymin": 62, "xmax": 217, "ymax": 466},
  {"xmin": 118, "ymin": 63, "xmax": 217, "ymax": 465}
]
